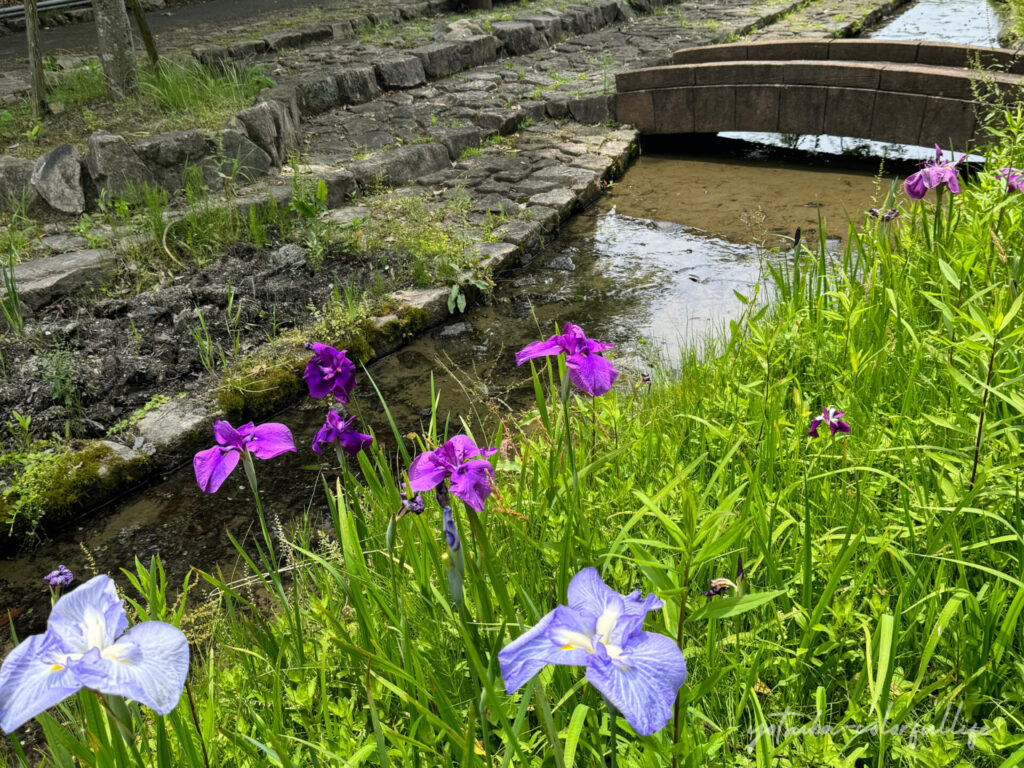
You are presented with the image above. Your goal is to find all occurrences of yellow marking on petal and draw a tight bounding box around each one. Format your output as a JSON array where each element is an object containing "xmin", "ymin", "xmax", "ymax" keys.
[{"xmin": 50, "ymin": 664, "xmax": 64, "ymax": 672}]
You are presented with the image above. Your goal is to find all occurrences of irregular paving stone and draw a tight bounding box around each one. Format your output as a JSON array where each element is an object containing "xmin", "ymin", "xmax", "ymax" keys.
[
  {"xmin": 12, "ymin": 249, "xmax": 110, "ymax": 309},
  {"xmin": 318, "ymin": 168, "xmax": 357, "ymax": 207},
  {"xmin": 133, "ymin": 130, "xmax": 211, "ymax": 191},
  {"xmin": 374, "ymin": 55, "xmax": 427, "ymax": 90},
  {"xmin": 335, "ymin": 65, "xmax": 384, "ymax": 104},
  {"xmin": 411, "ymin": 41, "xmax": 463, "ymax": 79},
  {"xmin": 86, "ymin": 131, "xmax": 155, "ymax": 198},
  {"xmin": 30, "ymin": 144, "xmax": 86, "ymax": 214},
  {"xmin": 529, "ymin": 189, "xmax": 576, "ymax": 218},
  {"xmin": 429, "ymin": 126, "xmax": 484, "ymax": 160},
  {"xmin": 469, "ymin": 241, "xmax": 519, "ymax": 272},
  {"xmin": 217, "ymin": 129, "xmax": 273, "ymax": 181},
  {"xmin": 349, "ymin": 143, "xmax": 451, "ymax": 189},
  {"xmin": 454, "ymin": 35, "xmax": 500, "ymax": 69},
  {"xmin": 0, "ymin": 155, "xmax": 37, "ymax": 212},
  {"xmin": 528, "ymin": 205, "xmax": 560, "ymax": 232},
  {"xmin": 517, "ymin": 13, "xmax": 563, "ymax": 44},
  {"xmin": 471, "ymin": 194, "xmax": 518, "ymax": 215},
  {"xmin": 235, "ymin": 102, "xmax": 284, "ymax": 166},
  {"xmin": 324, "ymin": 205, "xmax": 370, "ymax": 225},
  {"xmin": 297, "ymin": 73, "xmax": 341, "ymax": 115},
  {"xmin": 391, "ymin": 285, "xmax": 451, "ymax": 325},
  {"xmin": 40, "ymin": 234, "xmax": 88, "ymax": 252},
  {"xmin": 491, "ymin": 21, "xmax": 545, "ymax": 56}
]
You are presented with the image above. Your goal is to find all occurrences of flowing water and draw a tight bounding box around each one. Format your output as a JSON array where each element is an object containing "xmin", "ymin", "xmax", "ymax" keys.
[{"xmin": 0, "ymin": 0, "xmax": 1006, "ymax": 632}]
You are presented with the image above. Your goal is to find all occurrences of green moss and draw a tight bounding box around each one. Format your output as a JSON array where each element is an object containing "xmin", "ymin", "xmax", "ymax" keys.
[
  {"xmin": 1, "ymin": 442, "xmax": 151, "ymax": 545},
  {"xmin": 217, "ymin": 353, "xmax": 306, "ymax": 423}
]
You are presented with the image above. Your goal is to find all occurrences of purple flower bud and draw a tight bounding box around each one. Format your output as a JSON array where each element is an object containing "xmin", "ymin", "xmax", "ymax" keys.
[
  {"xmin": 43, "ymin": 565, "xmax": 73, "ymax": 588},
  {"xmin": 442, "ymin": 506, "xmax": 461, "ymax": 552},
  {"xmin": 397, "ymin": 490, "xmax": 424, "ymax": 518}
]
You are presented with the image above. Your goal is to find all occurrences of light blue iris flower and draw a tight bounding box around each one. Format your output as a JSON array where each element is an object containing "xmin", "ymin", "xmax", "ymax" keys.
[
  {"xmin": 499, "ymin": 568, "xmax": 687, "ymax": 736},
  {"xmin": 0, "ymin": 574, "xmax": 189, "ymax": 733}
]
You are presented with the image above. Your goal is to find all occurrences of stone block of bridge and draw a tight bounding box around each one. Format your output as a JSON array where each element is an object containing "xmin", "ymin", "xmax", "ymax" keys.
[
  {"xmin": 693, "ymin": 87, "xmax": 735, "ymax": 133},
  {"xmin": 870, "ymin": 91, "xmax": 927, "ymax": 146},
  {"xmin": 653, "ymin": 88, "xmax": 694, "ymax": 134},
  {"xmin": 781, "ymin": 62, "xmax": 881, "ymax": 90},
  {"xmin": 824, "ymin": 88, "xmax": 875, "ymax": 139},
  {"xmin": 827, "ymin": 39, "xmax": 919, "ymax": 63},
  {"xmin": 616, "ymin": 89, "xmax": 655, "ymax": 132},
  {"xmin": 778, "ymin": 85, "xmax": 827, "ymax": 135},
  {"xmin": 616, "ymin": 65, "xmax": 694, "ymax": 92},
  {"xmin": 672, "ymin": 43, "xmax": 748, "ymax": 64},
  {"xmin": 878, "ymin": 65, "xmax": 976, "ymax": 100},
  {"xmin": 920, "ymin": 96, "xmax": 977, "ymax": 148},
  {"xmin": 734, "ymin": 85, "xmax": 779, "ymax": 132},
  {"xmin": 693, "ymin": 61, "xmax": 783, "ymax": 86}
]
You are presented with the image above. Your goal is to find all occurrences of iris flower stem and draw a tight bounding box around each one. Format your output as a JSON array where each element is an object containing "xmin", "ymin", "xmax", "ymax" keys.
[
  {"xmin": 969, "ymin": 334, "xmax": 998, "ymax": 491},
  {"xmin": 671, "ymin": 558, "xmax": 692, "ymax": 768},
  {"xmin": 184, "ymin": 679, "xmax": 212, "ymax": 768},
  {"xmin": 241, "ymin": 454, "xmax": 280, "ymax": 576},
  {"xmin": 604, "ymin": 697, "xmax": 619, "ymax": 768},
  {"xmin": 561, "ymin": 373, "xmax": 580, "ymax": 503}
]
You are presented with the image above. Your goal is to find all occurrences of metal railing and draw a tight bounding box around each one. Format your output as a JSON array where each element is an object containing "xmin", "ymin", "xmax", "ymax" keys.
[{"xmin": 0, "ymin": 0, "xmax": 93, "ymax": 21}]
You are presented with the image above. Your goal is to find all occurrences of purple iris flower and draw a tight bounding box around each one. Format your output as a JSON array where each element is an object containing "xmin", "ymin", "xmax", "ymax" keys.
[
  {"xmin": 499, "ymin": 568, "xmax": 686, "ymax": 736},
  {"xmin": 704, "ymin": 555, "xmax": 745, "ymax": 598},
  {"xmin": 904, "ymin": 145, "xmax": 963, "ymax": 200},
  {"xmin": 808, "ymin": 407, "xmax": 850, "ymax": 438},
  {"xmin": 311, "ymin": 410, "xmax": 373, "ymax": 457},
  {"xmin": 0, "ymin": 575, "xmax": 189, "ymax": 733},
  {"xmin": 997, "ymin": 168, "xmax": 1024, "ymax": 194},
  {"xmin": 193, "ymin": 420, "xmax": 296, "ymax": 494},
  {"xmin": 44, "ymin": 565, "xmax": 73, "ymax": 588},
  {"xmin": 407, "ymin": 435, "xmax": 497, "ymax": 512},
  {"xmin": 516, "ymin": 322, "xmax": 619, "ymax": 397},
  {"xmin": 304, "ymin": 342, "xmax": 356, "ymax": 403},
  {"xmin": 441, "ymin": 506, "xmax": 461, "ymax": 552}
]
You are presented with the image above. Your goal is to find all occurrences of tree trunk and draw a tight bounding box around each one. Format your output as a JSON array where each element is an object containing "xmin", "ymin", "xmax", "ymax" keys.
[
  {"xmin": 126, "ymin": 0, "xmax": 159, "ymax": 65},
  {"xmin": 93, "ymin": 0, "xmax": 138, "ymax": 98},
  {"xmin": 24, "ymin": 0, "xmax": 46, "ymax": 118}
]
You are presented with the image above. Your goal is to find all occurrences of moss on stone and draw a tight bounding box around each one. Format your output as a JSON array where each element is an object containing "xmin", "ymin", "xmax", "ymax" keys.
[
  {"xmin": 217, "ymin": 352, "xmax": 307, "ymax": 423},
  {"xmin": 0, "ymin": 442, "xmax": 151, "ymax": 548}
]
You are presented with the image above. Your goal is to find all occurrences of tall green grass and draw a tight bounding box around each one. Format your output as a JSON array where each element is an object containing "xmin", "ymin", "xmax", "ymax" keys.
[{"xmin": 7, "ymin": 111, "xmax": 1024, "ymax": 767}]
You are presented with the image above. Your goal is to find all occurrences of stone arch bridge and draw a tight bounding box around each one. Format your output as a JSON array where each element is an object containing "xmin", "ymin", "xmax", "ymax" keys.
[{"xmin": 615, "ymin": 40, "xmax": 1024, "ymax": 148}]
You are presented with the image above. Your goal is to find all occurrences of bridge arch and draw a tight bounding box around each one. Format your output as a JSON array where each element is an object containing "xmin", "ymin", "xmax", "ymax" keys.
[{"xmin": 615, "ymin": 40, "xmax": 1024, "ymax": 148}]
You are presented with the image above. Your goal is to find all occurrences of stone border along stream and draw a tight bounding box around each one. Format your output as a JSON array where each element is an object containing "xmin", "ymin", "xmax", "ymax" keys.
[{"xmin": 0, "ymin": 0, "xmax": 913, "ymax": 549}]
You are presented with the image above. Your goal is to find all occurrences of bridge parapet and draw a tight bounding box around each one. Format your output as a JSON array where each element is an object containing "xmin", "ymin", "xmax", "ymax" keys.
[{"xmin": 616, "ymin": 39, "xmax": 1024, "ymax": 148}]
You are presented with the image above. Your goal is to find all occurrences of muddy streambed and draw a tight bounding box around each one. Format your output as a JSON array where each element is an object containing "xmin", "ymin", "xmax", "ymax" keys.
[{"xmin": 0, "ymin": 136, "xmax": 911, "ymax": 638}]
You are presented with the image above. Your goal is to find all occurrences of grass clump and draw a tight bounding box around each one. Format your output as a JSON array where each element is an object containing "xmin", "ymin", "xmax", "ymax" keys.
[{"xmin": 0, "ymin": 60, "xmax": 273, "ymax": 159}]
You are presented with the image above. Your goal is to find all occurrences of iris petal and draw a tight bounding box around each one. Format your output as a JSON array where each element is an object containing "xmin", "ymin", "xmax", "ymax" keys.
[
  {"xmin": 498, "ymin": 607, "xmax": 592, "ymax": 694},
  {"xmin": 248, "ymin": 423, "xmax": 296, "ymax": 460},
  {"xmin": 212, "ymin": 420, "xmax": 246, "ymax": 450},
  {"xmin": 408, "ymin": 452, "xmax": 448, "ymax": 492},
  {"xmin": 193, "ymin": 445, "xmax": 240, "ymax": 494},
  {"xmin": 566, "ymin": 352, "xmax": 619, "ymax": 397},
  {"xmin": 567, "ymin": 568, "xmax": 623, "ymax": 633},
  {"xmin": 0, "ymin": 631, "xmax": 82, "ymax": 733},
  {"xmin": 70, "ymin": 622, "xmax": 189, "ymax": 716},
  {"xmin": 448, "ymin": 459, "xmax": 495, "ymax": 512},
  {"xmin": 515, "ymin": 337, "xmax": 567, "ymax": 366},
  {"xmin": 48, "ymin": 575, "xmax": 128, "ymax": 653},
  {"xmin": 584, "ymin": 632, "xmax": 687, "ymax": 737}
]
